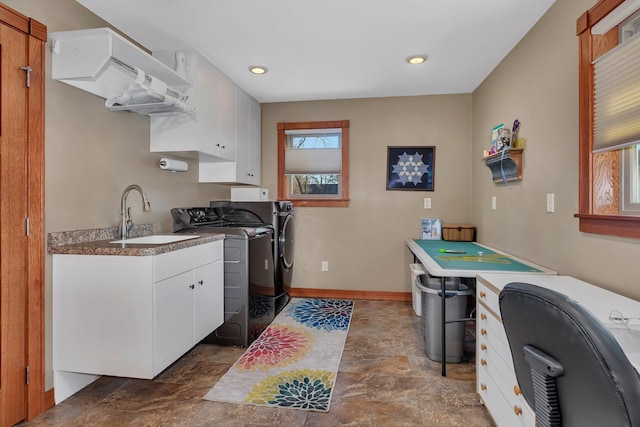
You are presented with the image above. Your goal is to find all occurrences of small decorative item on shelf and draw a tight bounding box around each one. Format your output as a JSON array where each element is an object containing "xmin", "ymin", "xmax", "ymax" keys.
[
  {"xmin": 496, "ymin": 128, "xmax": 512, "ymax": 151},
  {"xmin": 489, "ymin": 123, "xmax": 504, "ymax": 155}
]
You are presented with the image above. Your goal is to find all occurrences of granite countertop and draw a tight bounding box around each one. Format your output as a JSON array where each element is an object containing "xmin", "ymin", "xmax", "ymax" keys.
[{"xmin": 48, "ymin": 225, "xmax": 225, "ymax": 256}]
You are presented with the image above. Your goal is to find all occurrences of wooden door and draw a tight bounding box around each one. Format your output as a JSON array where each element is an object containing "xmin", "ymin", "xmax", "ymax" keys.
[{"xmin": 0, "ymin": 19, "xmax": 29, "ymax": 426}]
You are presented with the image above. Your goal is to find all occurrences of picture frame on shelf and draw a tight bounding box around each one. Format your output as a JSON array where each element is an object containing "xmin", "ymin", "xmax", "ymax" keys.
[{"xmin": 386, "ymin": 146, "xmax": 435, "ymax": 191}]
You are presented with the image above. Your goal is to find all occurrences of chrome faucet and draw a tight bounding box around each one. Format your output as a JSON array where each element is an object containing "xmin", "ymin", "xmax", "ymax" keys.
[{"xmin": 119, "ymin": 184, "xmax": 151, "ymax": 239}]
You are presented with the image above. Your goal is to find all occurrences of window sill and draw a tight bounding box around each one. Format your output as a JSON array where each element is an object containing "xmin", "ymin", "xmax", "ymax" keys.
[
  {"xmin": 289, "ymin": 198, "xmax": 350, "ymax": 208},
  {"xmin": 574, "ymin": 213, "xmax": 640, "ymax": 239}
]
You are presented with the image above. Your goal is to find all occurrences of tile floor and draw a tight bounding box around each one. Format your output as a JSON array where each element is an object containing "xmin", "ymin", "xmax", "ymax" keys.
[{"xmin": 23, "ymin": 300, "xmax": 493, "ymax": 426}]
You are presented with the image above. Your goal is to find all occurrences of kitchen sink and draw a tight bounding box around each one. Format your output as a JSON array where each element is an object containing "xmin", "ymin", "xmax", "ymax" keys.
[{"xmin": 110, "ymin": 235, "xmax": 200, "ymax": 244}]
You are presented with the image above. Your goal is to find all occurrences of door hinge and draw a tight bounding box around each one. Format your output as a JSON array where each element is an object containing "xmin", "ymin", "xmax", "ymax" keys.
[
  {"xmin": 26, "ymin": 366, "xmax": 30, "ymax": 385},
  {"xmin": 25, "ymin": 217, "xmax": 30, "ymax": 236}
]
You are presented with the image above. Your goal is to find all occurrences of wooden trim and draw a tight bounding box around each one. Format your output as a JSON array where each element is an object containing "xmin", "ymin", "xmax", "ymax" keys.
[
  {"xmin": 574, "ymin": 214, "xmax": 640, "ymax": 238},
  {"xmin": 279, "ymin": 120, "xmax": 346, "ymax": 131},
  {"xmin": 577, "ymin": 28, "xmax": 592, "ymax": 214},
  {"xmin": 0, "ymin": 3, "xmax": 29, "ymax": 34},
  {"xmin": 277, "ymin": 120, "xmax": 350, "ymax": 207},
  {"xmin": 588, "ymin": 0, "xmax": 626, "ymax": 28},
  {"xmin": 289, "ymin": 288, "xmax": 412, "ymax": 302},
  {"xmin": 29, "ymin": 19, "xmax": 46, "ymax": 42},
  {"xmin": 577, "ymin": 11, "xmax": 589, "ymax": 35},
  {"xmin": 43, "ymin": 389, "xmax": 55, "ymax": 412},
  {"xmin": 340, "ymin": 121, "xmax": 349, "ymax": 201},
  {"xmin": 290, "ymin": 199, "xmax": 349, "ymax": 208},
  {"xmin": 277, "ymin": 124, "xmax": 286, "ymax": 200},
  {"xmin": 26, "ymin": 30, "xmax": 46, "ymax": 421}
]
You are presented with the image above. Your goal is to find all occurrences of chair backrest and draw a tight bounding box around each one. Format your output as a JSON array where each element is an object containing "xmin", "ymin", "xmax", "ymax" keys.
[{"xmin": 499, "ymin": 282, "xmax": 640, "ymax": 427}]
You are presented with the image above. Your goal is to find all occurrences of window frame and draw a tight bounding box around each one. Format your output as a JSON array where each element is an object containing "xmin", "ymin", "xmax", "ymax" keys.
[
  {"xmin": 575, "ymin": 0, "xmax": 640, "ymax": 238},
  {"xmin": 277, "ymin": 120, "xmax": 350, "ymax": 207}
]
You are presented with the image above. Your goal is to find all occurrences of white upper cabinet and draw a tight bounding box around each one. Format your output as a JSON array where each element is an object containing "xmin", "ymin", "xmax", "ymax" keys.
[
  {"xmin": 199, "ymin": 87, "xmax": 261, "ymax": 185},
  {"xmin": 150, "ymin": 50, "xmax": 233, "ymax": 161},
  {"xmin": 151, "ymin": 49, "xmax": 261, "ymax": 184}
]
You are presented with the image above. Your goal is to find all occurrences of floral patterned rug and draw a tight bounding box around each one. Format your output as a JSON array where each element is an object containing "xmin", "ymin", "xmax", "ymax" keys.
[{"xmin": 203, "ymin": 298, "xmax": 354, "ymax": 412}]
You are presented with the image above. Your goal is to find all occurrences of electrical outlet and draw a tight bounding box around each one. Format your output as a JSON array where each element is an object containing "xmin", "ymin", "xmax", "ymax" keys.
[
  {"xmin": 546, "ymin": 193, "xmax": 555, "ymax": 213},
  {"xmin": 491, "ymin": 196, "xmax": 497, "ymax": 210},
  {"xmin": 321, "ymin": 261, "xmax": 329, "ymax": 272},
  {"xmin": 424, "ymin": 198, "xmax": 431, "ymax": 209}
]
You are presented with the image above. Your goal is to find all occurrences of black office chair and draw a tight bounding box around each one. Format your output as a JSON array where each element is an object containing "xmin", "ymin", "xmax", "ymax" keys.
[{"xmin": 499, "ymin": 282, "xmax": 640, "ymax": 427}]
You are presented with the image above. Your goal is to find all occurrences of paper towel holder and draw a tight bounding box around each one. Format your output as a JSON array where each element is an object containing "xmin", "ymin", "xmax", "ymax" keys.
[{"xmin": 159, "ymin": 157, "xmax": 188, "ymax": 172}]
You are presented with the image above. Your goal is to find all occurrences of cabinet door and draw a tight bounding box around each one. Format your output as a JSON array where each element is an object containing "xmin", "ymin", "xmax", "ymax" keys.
[
  {"xmin": 194, "ymin": 260, "xmax": 224, "ymax": 342},
  {"xmin": 154, "ymin": 270, "xmax": 195, "ymax": 375},
  {"xmin": 249, "ymin": 96, "xmax": 261, "ymax": 185},
  {"xmin": 217, "ymin": 73, "xmax": 236, "ymax": 161},
  {"xmin": 196, "ymin": 52, "xmax": 221, "ymax": 157},
  {"xmin": 235, "ymin": 89, "xmax": 252, "ymax": 183}
]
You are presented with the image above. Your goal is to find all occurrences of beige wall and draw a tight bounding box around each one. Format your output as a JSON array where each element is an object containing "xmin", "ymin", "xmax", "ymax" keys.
[
  {"xmin": 4, "ymin": 0, "xmax": 230, "ymax": 390},
  {"xmin": 471, "ymin": 0, "xmax": 640, "ymax": 299},
  {"xmin": 262, "ymin": 96, "xmax": 473, "ymax": 292}
]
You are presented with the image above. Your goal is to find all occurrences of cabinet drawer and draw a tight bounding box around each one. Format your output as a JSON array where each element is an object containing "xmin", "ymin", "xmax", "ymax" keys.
[
  {"xmin": 479, "ymin": 337, "xmax": 535, "ymax": 426},
  {"xmin": 477, "ymin": 279, "xmax": 500, "ymax": 317},
  {"xmin": 478, "ymin": 364, "xmax": 527, "ymax": 427},
  {"xmin": 154, "ymin": 241, "xmax": 223, "ymax": 282},
  {"xmin": 478, "ymin": 303, "xmax": 512, "ymax": 370}
]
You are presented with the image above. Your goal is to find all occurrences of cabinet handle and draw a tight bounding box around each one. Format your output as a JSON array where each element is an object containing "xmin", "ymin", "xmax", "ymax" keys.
[
  {"xmin": 480, "ymin": 313, "xmax": 487, "ymax": 320},
  {"xmin": 481, "ymin": 328, "xmax": 487, "ymax": 336},
  {"xmin": 198, "ymin": 280, "xmax": 204, "ymax": 285},
  {"xmin": 480, "ymin": 383, "xmax": 487, "ymax": 391},
  {"xmin": 189, "ymin": 284, "xmax": 195, "ymax": 290},
  {"xmin": 480, "ymin": 343, "xmax": 487, "ymax": 351},
  {"xmin": 514, "ymin": 385, "xmax": 521, "ymax": 396},
  {"xmin": 480, "ymin": 358, "xmax": 487, "ymax": 366},
  {"xmin": 480, "ymin": 291, "xmax": 486, "ymax": 299},
  {"xmin": 514, "ymin": 405, "xmax": 523, "ymax": 416}
]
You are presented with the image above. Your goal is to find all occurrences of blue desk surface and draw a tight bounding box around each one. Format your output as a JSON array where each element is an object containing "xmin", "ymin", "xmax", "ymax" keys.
[{"xmin": 411, "ymin": 240, "xmax": 544, "ymax": 273}]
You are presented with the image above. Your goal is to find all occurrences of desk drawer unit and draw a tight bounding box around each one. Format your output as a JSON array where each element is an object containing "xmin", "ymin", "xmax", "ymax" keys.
[{"xmin": 477, "ymin": 281, "xmax": 534, "ymax": 427}]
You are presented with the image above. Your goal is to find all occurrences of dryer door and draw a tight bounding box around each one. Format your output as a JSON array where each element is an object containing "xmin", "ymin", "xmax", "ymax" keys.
[{"xmin": 279, "ymin": 214, "xmax": 295, "ymax": 269}]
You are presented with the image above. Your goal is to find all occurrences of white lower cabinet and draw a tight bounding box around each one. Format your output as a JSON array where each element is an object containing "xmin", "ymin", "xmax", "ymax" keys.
[
  {"xmin": 53, "ymin": 241, "xmax": 223, "ymax": 380},
  {"xmin": 476, "ymin": 278, "xmax": 535, "ymax": 427}
]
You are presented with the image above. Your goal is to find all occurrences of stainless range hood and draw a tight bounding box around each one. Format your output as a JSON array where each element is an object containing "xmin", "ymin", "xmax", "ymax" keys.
[{"xmin": 50, "ymin": 28, "xmax": 193, "ymax": 116}]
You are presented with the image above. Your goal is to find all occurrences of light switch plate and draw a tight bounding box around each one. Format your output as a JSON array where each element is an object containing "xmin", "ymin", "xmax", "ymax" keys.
[
  {"xmin": 546, "ymin": 193, "xmax": 555, "ymax": 213},
  {"xmin": 491, "ymin": 196, "xmax": 497, "ymax": 210},
  {"xmin": 424, "ymin": 198, "xmax": 431, "ymax": 209}
]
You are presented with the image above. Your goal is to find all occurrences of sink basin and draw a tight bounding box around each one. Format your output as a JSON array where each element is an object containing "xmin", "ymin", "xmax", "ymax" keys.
[{"xmin": 110, "ymin": 235, "xmax": 200, "ymax": 244}]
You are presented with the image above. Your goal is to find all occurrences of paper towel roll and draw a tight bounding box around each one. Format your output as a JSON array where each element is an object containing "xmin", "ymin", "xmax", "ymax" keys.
[{"xmin": 159, "ymin": 158, "xmax": 188, "ymax": 172}]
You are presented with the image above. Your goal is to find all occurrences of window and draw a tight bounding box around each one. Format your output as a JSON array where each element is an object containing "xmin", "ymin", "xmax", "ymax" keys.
[
  {"xmin": 575, "ymin": 2, "xmax": 640, "ymax": 238},
  {"xmin": 277, "ymin": 120, "xmax": 349, "ymax": 207},
  {"xmin": 622, "ymin": 144, "xmax": 640, "ymax": 213}
]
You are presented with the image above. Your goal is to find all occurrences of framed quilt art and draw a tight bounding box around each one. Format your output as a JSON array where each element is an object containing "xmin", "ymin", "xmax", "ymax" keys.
[{"xmin": 386, "ymin": 146, "xmax": 435, "ymax": 191}]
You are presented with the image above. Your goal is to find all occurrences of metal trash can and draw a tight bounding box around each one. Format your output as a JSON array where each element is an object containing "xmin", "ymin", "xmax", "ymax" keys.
[
  {"xmin": 410, "ymin": 264, "xmax": 426, "ymax": 316},
  {"xmin": 417, "ymin": 274, "xmax": 472, "ymax": 363}
]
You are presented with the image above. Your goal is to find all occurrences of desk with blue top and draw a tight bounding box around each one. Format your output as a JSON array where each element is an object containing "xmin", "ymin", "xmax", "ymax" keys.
[{"xmin": 405, "ymin": 239, "xmax": 556, "ymax": 375}]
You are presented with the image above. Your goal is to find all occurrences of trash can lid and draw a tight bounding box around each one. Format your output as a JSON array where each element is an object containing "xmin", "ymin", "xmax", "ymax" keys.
[
  {"xmin": 418, "ymin": 273, "xmax": 461, "ymax": 291},
  {"xmin": 415, "ymin": 282, "xmax": 472, "ymax": 296}
]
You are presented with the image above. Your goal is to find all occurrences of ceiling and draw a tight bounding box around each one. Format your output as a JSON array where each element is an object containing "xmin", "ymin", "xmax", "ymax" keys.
[{"xmin": 76, "ymin": 0, "xmax": 556, "ymax": 103}]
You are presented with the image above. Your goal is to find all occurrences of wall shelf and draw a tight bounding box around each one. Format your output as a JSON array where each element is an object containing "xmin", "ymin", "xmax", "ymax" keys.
[{"xmin": 483, "ymin": 148, "xmax": 523, "ymax": 183}]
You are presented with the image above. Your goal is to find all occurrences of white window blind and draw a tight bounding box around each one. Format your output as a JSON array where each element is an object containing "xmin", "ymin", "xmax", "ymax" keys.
[
  {"xmin": 284, "ymin": 148, "xmax": 342, "ymax": 174},
  {"xmin": 283, "ymin": 128, "xmax": 342, "ymax": 175},
  {"xmin": 593, "ymin": 32, "xmax": 640, "ymax": 152}
]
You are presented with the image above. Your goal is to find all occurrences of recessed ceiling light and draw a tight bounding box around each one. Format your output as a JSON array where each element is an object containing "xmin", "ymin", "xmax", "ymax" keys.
[
  {"xmin": 249, "ymin": 66, "xmax": 268, "ymax": 75},
  {"xmin": 407, "ymin": 55, "xmax": 427, "ymax": 65}
]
